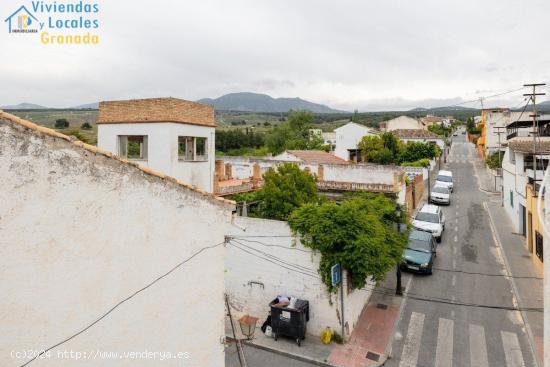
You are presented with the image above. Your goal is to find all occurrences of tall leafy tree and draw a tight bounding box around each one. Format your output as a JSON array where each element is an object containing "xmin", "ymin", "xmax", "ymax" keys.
[
  {"xmin": 259, "ymin": 163, "xmax": 318, "ymax": 220},
  {"xmin": 288, "ymin": 193, "xmax": 408, "ymax": 290},
  {"xmin": 265, "ymin": 111, "xmax": 320, "ymax": 154}
]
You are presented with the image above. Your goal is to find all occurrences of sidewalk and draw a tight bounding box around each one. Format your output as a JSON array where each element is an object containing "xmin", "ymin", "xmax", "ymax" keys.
[
  {"xmin": 485, "ymin": 200, "xmax": 544, "ymax": 365},
  {"xmin": 225, "ymin": 317, "xmax": 334, "ymax": 366},
  {"xmin": 474, "ymin": 153, "xmax": 543, "ymax": 365},
  {"xmin": 327, "ymin": 275, "xmax": 407, "ymax": 367}
]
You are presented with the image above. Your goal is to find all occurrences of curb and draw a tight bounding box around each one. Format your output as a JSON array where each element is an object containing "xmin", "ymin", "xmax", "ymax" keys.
[{"xmin": 226, "ymin": 336, "xmax": 335, "ymax": 367}]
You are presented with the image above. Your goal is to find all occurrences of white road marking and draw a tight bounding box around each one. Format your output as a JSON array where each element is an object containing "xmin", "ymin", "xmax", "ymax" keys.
[
  {"xmin": 435, "ymin": 318, "xmax": 454, "ymax": 367},
  {"xmin": 452, "ymin": 259, "xmax": 456, "ymax": 269},
  {"xmin": 501, "ymin": 331, "xmax": 526, "ymax": 367},
  {"xmin": 469, "ymin": 324, "xmax": 489, "ymax": 367},
  {"xmin": 398, "ymin": 312, "xmax": 425, "ymax": 367},
  {"xmin": 451, "ymin": 275, "xmax": 456, "ymax": 286},
  {"xmin": 453, "ymin": 247, "xmax": 457, "ymax": 255},
  {"xmin": 456, "ymin": 211, "xmax": 459, "ymax": 216},
  {"xmin": 454, "ymin": 226, "xmax": 458, "ymax": 232},
  {"xmin": 454, "ymin": 235, "xmax": 457, "ymax": 242}
]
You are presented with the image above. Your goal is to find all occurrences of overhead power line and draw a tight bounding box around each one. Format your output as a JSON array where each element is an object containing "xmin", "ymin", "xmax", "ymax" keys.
[{"xmin": 19, "ymin": 241, "xmax": 226, "ymax": 367}]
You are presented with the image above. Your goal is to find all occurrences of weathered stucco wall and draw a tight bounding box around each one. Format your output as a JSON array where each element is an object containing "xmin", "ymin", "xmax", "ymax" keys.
[
  {"xmin": 225, "ymin": 216, "xmax": 373, "ymax": 338},
  {"xmin": 98, "ymin": 122, "xmax": 215, "ymax": 192},
  {"xmin": 0, "ymin": 119, "xmax": 232, "ymax": 367}
]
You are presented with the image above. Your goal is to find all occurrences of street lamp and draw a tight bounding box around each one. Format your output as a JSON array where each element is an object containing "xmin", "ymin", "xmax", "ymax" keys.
[{"xmin": 238, "ymin": 315, "xmax": 259, "ymax": 340}]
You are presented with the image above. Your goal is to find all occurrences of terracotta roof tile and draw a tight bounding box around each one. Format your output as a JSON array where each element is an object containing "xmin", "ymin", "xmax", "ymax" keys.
[
  {"xmin": 286, "ymin": 150, "xmax": 350, "ymax": 164},
  {"xmin": 98, "ymin": 97, "xmax": 215, "ymax": 127},
  {"xmin": 508, "ymin": 137, "xmax": 550, "ymax": 154},
  {"xmin": 0, "ymin": 110, "xmax": 234, "ymax": 208}
]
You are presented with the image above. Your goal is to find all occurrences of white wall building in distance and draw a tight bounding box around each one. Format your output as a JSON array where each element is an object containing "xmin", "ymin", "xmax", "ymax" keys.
[
  {"xmin": 334, "ymin": 122, "xmax": 376, "ymax": 161},
  {"xmin": 97, "ymin": 97, "xmax": 216, "ymax": 193},
  {"xmin": 392, "ymin": 129, "xmax": 445, "ymax": 150},
  {"xmin": 381, "ymin": 115, "xmax": 425, "ymax": 132},
  {"xmin": 0, "ymin": 111, "xmax": 234, "ymax": 367}
]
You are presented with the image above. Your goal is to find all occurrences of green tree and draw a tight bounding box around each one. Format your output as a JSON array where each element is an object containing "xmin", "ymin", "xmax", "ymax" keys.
[
  {"xmin": 486, "ymin": 151, "xmax": 503, "ymax": 169},
  {"xmin": 54, "ymin": 118, "xmax": 69, "ymax": 129},
  {"xmin": 358, "ymin": 132, "xmax": 403, "ymax": 164},
  {"xmin": 358, "ymin": 135, "xmax": 384, "ymax": 162},
  {"xmin": 288, "ymin": 193, "xmax": 408, "ymax": 290},
  {"xmin": 265, "ymin": 111, "xmax": 317, "ymax": 154},
  {"xmin": 260, "ymin": 163, "xmax": 318, "ymax": 220},
  {"xmin": 399, "ymin": 142, "xmax": 440, "ymax": 163},
  {"xmin": 351, "ymin": 109, "xmax": 360, "ymax": 123},
  {"xmin": 81, "ymin": 122, "xmax": 92, "ymax": 130}
]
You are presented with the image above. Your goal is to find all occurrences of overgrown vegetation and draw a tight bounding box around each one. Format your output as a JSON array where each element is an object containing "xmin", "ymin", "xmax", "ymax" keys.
[
  {"xmin": 230, "ymin": 163, "xmax": 319, "ymax": 220},
  {"xmin": 264, "ymin": 111, "xmax": 325, "ymax": 154},
  {"xmin": 54, "ymin": 118, "xmax": 69, "ymax": 129},
  {"xmin": 358, "ymin": 133, "xmax": 440, "ymax": 165},
  {"xmin": 427, "ymin": 123, "xmax": 452, "ymax": 137},
  {"xmin": 215, "ymin": 129, "xmax": 265, "ymax": 155},
  {"xmin": 288, "ymin": 193, "xmax": 408, "ymax": 290},
  {"xmin": 486, "ymin": 151, "xmax": 504, "ymax": 169}
]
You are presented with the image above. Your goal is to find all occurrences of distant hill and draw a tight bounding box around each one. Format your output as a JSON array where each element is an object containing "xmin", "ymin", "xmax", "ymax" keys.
[
  {"xmin": 72, "ymin": 102, "xmax": 99, "ymax": 109},
  {"xmin": 198, "ymin": 92, "xmax": 345, "ymax": 113},
  {"xmin": 1, "ymin": 102, "xmax": 48, "ymax": 109},
  {"xmin": 410, "ymin": 105, "xmax": 477, "ymax": 112}
]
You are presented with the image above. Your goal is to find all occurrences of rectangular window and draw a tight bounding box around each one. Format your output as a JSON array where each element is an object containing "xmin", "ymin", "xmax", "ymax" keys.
[
  {"xmin": 178, "ymin": 136, "xmax": 208, "ymax": 161},
  {"xmin": 510, "ymin": 191, "xmax": 514, "ymax": 208},
  {"xmin": 118, "ymin": 135, "xmax": 147, "ymax": 160},
  {"xmin": 535, "ymin": 231, "xmax": 543, "ymax": 262}
]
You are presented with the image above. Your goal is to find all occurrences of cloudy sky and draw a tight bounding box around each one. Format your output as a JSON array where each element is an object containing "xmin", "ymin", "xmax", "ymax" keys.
[{"xmin": 2, "ymin": 0, "xmax": 550, "ymax": 111}]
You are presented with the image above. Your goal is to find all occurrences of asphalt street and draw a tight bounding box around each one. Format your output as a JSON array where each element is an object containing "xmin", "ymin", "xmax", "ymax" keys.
[{"xmin": 385, "ymin": 133, "xmax": 537, "ymax": 367}]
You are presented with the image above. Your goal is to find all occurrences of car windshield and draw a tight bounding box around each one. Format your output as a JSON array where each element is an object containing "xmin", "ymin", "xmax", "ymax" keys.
[
  {"xmin": 436, "ymin": 175, "xmax": 452, "ymax": 182},
  {"xmin": 432, "ymin": 186, "xmax": 449, "ymax": 194},
  {"xmin": 407, "ymin": 238, "xmax": 432, "ymax": 252},
  {"xmin": 415, "ymin": 212, "xmax": 439, "ymax": 223}
]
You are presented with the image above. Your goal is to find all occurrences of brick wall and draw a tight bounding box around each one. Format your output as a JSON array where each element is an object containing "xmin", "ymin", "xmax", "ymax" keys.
[{"xmin": 98, "ymin": 97, "xmax": 215, "ymax": 127}]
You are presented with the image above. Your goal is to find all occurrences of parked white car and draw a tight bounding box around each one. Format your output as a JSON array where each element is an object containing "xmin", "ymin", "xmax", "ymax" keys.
[
  {"xmin": 412, "ymin": 204, "xmax": 446, "ymax": 242},
  {"xmin": 435, "ymin": 170, "xmax": 453, "ymax": 192},
  {"xmin": 430, "ymin": 185, "xmax": 451, "ymax": 205}
]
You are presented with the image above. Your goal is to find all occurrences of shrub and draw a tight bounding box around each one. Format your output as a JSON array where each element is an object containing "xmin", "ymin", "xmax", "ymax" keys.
[
  {"xmin": 81, "ymin": 122, "xmax": 92, "ymax": 130},
  {"xmin": 54, "ymin": 118, "xmax": 69, "ymax": 129}
]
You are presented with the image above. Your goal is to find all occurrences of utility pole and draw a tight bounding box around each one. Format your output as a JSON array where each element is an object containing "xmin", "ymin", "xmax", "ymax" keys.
[
  {"xmin": 523, "ymin": 83, "xmax": 546, "ymax": 186},
  {"xmin": 494, "ymin": 126, "xmax": 507, "ymax": 194}
]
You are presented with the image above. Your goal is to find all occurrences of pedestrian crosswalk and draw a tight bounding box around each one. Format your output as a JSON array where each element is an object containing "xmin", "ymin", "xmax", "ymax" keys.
[{"xmin": 397, "ymin": 312, "xmax": 528, "ymax": 367}]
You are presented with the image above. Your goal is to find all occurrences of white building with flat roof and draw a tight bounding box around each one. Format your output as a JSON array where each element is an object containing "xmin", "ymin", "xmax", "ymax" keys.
[
  {"xmin": 334, "ymin": 122, "xmax": 376, "ymax": 161},
  {"xmin": 97, "ymin": 97, "xmax": 216, "ymax": 193}
]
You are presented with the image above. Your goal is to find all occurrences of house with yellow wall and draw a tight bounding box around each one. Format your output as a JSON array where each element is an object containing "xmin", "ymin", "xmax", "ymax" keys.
[{"xmin": 526, "ymin": 183, "xmax": 544, "ymax": 276}]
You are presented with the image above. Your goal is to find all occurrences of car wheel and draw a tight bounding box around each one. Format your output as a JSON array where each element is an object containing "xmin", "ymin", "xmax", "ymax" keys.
[
  {"xmin": 427, "ymin": 268, "xmax": 433, "ymax": 275},
  {"xmin": 436, "ymin": 236, "xmax": 442, "ymax": 243}
]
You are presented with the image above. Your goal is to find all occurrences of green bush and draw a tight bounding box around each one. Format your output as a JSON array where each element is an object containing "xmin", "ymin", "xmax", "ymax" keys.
[
  {"xmin": 81, "ymin": 122, "xmax": 92, "ymax": 130},
  {"xmin": 54, "ymin": 118, "xmax": 69, "ymax": 129},
  {"xmin": 486, "ymin": 152, "xmax": 503, "ymax": 169},
  {"xmin": 401, "ymin": 158, "xmax": 430, "ymax": 167}
]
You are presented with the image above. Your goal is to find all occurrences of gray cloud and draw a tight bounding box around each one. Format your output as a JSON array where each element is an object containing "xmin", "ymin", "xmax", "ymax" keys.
[{"xmin": 1, "ymin": 0, "xmax": 549, "ymax": 110}]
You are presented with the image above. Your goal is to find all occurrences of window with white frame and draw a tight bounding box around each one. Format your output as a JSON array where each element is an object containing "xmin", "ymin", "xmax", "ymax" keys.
[
  {"xmin": 178, "ymin": 136, "xmax": 208, "ymax": 161},
  {"xmin": 118, "ymin": 135, "xmax": 148, "ymax": 160}
]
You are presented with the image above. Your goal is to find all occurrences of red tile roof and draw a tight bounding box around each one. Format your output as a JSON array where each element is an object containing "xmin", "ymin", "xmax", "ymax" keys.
[
  {"xmin": 508, "ymin": 137, "xmax": 550, "ymax": 154},
  {"xmin": 286, "ymin": 150, "xmax": 349, "ymax": 164}
]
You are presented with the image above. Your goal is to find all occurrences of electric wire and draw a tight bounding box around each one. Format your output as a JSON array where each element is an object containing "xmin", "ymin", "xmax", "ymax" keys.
[
  {"xmin": 229, "ymin": 239, "xmax": 543, "ymax": 312},
  {"xmin": 19, "ymin": 241, "xmax": 226, "ymax": 367}
]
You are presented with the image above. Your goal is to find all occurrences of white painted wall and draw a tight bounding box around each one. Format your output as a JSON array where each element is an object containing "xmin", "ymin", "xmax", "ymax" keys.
[
  {"xmin": 384, "ymin": 116, "xmax": 424, "ymax": 131},
  {"xmin": 1, "ymin": 121, "xmax": 232, "ymax": 367},
  {"xmin": 225, "ymin": 217, "xmax": 373, "ymax": 338},
  {"xmin": 543, "ymin": 171, "xmax": 550, "ymax": 367},
  {"xmin": 334, "ymin": 122, "xmax": 375, "ymax": 160},
  {"xmin": 98, "ymin": 122, "xmax": 215, "ymax": 193},
  {"xmin": 502, "ymin": 149, "xmax": 523, "ymax": 232}
]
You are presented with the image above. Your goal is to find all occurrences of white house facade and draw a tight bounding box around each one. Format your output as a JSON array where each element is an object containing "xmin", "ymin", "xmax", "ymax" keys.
[
  {"xmin": 0, "ymin": 111, "xmax": 234, "ymax": 367},
  {"xmin": 334, "ymin": 122, "xmax": 376, "ymax": 161},
  {"xmin": 97, "ymin": 98, "xmax": 216, "ymax": 193},
  {"xmin": 392, "ymin": 129, "xmax": 445, "ymax": 150},
  {"xmin": 381, "ymin": 115, "xmax": 424, "ymax": 132}
]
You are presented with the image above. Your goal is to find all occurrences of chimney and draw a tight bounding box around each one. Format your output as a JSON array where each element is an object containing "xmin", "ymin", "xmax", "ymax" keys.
[
  {"xmin": 225, "ymin": 163, "xmax": 233, "ymax": 180},
  {"xmin": 215, "ymin": 160, "xmax": 225, "ymax": 181}
]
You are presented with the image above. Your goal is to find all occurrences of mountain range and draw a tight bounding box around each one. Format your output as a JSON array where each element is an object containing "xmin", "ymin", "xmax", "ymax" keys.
[
  {"xmin": 1, "ymin": 93, "xmax": 344, "ymax": 113},
  {"xmin": 197, "ymin": 92, "xmax": 344, "ymax": 113}
]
